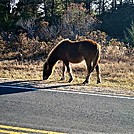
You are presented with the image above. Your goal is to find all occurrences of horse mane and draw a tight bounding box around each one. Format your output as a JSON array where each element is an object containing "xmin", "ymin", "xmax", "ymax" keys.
[
  {"xmin": 57, "ymin": 38, "xmax": 70, "ymax": 45},
  {"xmin": 46, "ymin": 39, "xmax": 70, "ymax": 61}
]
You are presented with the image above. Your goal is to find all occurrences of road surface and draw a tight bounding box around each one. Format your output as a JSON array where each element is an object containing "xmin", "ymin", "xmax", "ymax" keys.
[{"xmin": 0, "ymin": 83, "xmax": 134, "ymax": 133}]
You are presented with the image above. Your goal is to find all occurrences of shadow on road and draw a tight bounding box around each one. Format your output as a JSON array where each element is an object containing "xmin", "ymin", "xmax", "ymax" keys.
[
  {"xmin": 0, "ymin": 80, "xmax": 36, "ymax": 95},
  {"xmin": 0, "ymin": 86, "xmax": 34, "ymax": 95},
  {"xmin": 0, "ymin": 80, "xmax": 81, "ymax": 95}
]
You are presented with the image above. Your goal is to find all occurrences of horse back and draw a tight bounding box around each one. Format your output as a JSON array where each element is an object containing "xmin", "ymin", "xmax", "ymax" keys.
[{"xmin": 57, "ymin": 39, "xmax": 100, "ymax": 63}]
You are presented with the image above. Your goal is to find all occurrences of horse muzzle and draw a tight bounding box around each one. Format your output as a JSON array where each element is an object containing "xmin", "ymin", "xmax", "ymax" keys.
[{"xmin": 43, "ymin": 75, "xmax": 49, "ymax": 80}]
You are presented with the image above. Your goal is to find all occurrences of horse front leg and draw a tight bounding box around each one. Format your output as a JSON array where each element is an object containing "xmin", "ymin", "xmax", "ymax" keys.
[
  {"xmin": 83, "ymin": 74, "xmax": 90, "ymax": 84},
  {"xmin": 60, "ymin": 61, "xmax": 65, "ymax": 80},
  {"xmin": 64, "ymin": 62, "xmax": 73, "ymax": 83}
]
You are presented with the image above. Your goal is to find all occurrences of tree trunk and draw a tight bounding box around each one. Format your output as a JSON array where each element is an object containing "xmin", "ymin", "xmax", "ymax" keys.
[
  {"xmin": 43, "ymin": 0, "xmax": 47, "ymax": 18},
  {"xmin": 86, "ymin": 0, "xmax": 91, "ymax": 14}
]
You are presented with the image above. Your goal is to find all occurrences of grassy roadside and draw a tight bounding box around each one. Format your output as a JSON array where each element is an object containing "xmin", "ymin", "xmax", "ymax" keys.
[{"xmin": 0, "ymin": 59, "xmax": 133, "ymax": 93}]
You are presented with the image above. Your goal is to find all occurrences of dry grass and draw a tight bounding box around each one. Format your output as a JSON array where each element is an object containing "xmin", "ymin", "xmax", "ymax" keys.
[
  {"xmin": 0, "ymin": 60, "xmax": 42, "ymax": 80},
  {"xmin": 0, "ymin": 58, "xmax": 133, "ymax": 93}
]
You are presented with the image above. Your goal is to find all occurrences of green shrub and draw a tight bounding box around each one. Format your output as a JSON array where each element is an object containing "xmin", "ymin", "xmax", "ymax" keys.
[{"xmin": 125, "ymin": 21, "xmax": 134, "ymax": 48}]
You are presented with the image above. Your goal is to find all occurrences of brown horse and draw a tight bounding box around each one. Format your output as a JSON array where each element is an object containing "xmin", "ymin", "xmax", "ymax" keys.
[{"xmin": 43, "ymin": 39, "xmax": 101, "ymax": 84}]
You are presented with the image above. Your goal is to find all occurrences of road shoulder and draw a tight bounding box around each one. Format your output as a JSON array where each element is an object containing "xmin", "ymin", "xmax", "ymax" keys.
[{"xmin": 0, "ymin": 78, "xmax": 134, "ymax": 97}]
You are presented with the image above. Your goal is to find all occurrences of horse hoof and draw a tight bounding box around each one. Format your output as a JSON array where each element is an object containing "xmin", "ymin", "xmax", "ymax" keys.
[
  {"xmin": 60, "ymin": 77, "xmax": 65, "ymax": 81},
  {"xmin": 97, "ymin": 80, "xmax": 101, "ymax": 84},
  {"xmin": 68, "ymin": 78, "xmax": 73, "ymax": 83},
  {"xmin": 83, "ymin": 80, "xmax": 88, "ymax": 85}
]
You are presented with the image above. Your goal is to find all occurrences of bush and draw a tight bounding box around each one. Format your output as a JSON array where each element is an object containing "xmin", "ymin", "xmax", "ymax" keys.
[
  {"xmin": 125, "ymin": 21, "xmax": 134, "ymax": 48},
  {"xmin": 61, "ymin": 3, "xmax": 100, "ymax": 39}
]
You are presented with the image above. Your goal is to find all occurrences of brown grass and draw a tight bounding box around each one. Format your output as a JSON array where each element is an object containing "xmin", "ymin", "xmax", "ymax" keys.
[{"xmin": 0, "ymin": 57, "xmax": 133, "ymax": 93}]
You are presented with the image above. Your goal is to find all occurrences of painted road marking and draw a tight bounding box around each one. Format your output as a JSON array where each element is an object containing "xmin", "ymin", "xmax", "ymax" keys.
[
  {"xmin": 0, "ymin": 124, "xmax": 65, "ymax": 134},
  {"xmin": 0, "ymin": 85, "xmax": 134, "ymax": 100},
  {"xmin": 0, "ymin": 129, "xmax": 27, "ymax": 134}
]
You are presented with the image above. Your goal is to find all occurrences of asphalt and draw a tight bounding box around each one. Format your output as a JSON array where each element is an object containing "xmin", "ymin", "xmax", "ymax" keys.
[{"xmin": 0, "ymin": 84, "xmax": 134, "ymax": 133}]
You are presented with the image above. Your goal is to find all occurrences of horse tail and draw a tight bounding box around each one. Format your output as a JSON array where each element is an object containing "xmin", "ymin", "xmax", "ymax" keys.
[{"xmin": 92, "ymin": 44, "xmax": 101, "ymax": 68}]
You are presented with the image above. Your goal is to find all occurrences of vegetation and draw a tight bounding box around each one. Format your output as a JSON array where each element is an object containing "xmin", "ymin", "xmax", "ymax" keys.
[
  {"xmin": 125, "ymin": 21, "xmax": 134, "ymax": 48},
  {"xmin": 0, "ymin": 0, "xmax": 134, "ymax": 94},
  {"xmin": 0, "ymin": 0, "xmax": 134, "ymax": 44},
  {"xmin": 99, "ymin": 4, "xmax": 134, "ymax": 42},
  {"xmin": 0, "ymin": 31, "xmax": 133, "ymax": 93}
]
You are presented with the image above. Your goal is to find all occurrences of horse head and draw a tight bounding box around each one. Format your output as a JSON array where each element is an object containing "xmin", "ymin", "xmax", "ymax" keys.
[{"xmin": 43, "ymin": 61, "xmax": 52, "ymax": 80}]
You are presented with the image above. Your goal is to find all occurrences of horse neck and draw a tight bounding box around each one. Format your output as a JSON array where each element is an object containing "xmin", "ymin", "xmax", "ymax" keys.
[{"xmin": 48, "ymin": 52, "xmax": 59, "ymax": 68}]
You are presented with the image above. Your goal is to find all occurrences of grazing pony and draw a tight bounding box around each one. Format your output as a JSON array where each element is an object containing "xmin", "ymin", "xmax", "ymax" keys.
[{"xmin": 43, "ymin": 39, "xmax": 101, "ymax": 84}]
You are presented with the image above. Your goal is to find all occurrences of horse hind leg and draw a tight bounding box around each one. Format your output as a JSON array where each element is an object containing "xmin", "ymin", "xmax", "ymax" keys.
[
  {"xmin": 83, "ymin": 61, "xmax": 94, "ymax": 84},
  {"xmin": 96, "ymin": 64, "xmax": 101, "ymax": 84}
]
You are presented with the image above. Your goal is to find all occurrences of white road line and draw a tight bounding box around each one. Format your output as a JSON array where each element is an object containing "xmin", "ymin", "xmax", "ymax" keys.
[{"xmin": 0, "ymin": 85, "xmax": 134, "ymax": 100}]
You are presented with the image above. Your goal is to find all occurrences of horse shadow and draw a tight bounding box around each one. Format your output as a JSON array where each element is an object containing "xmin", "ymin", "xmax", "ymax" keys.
[{"xmin": 0, "ymin": 79, "xmax": 82, "ymax": 95}]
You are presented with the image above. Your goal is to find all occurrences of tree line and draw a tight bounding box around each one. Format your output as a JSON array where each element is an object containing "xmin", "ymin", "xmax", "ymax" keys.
[
  {"xmin": 0, "ymin": 0, "xmax": 134, "ymax": 31},
  {"xmin": 0, "ymin": 0, "xmax": 134, "ymax": 48}
]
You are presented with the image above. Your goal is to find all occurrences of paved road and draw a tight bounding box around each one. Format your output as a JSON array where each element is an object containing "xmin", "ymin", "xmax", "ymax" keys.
[{"xmin": 0, "ymin": 85, "xmax": 134, "ymax": 133}]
